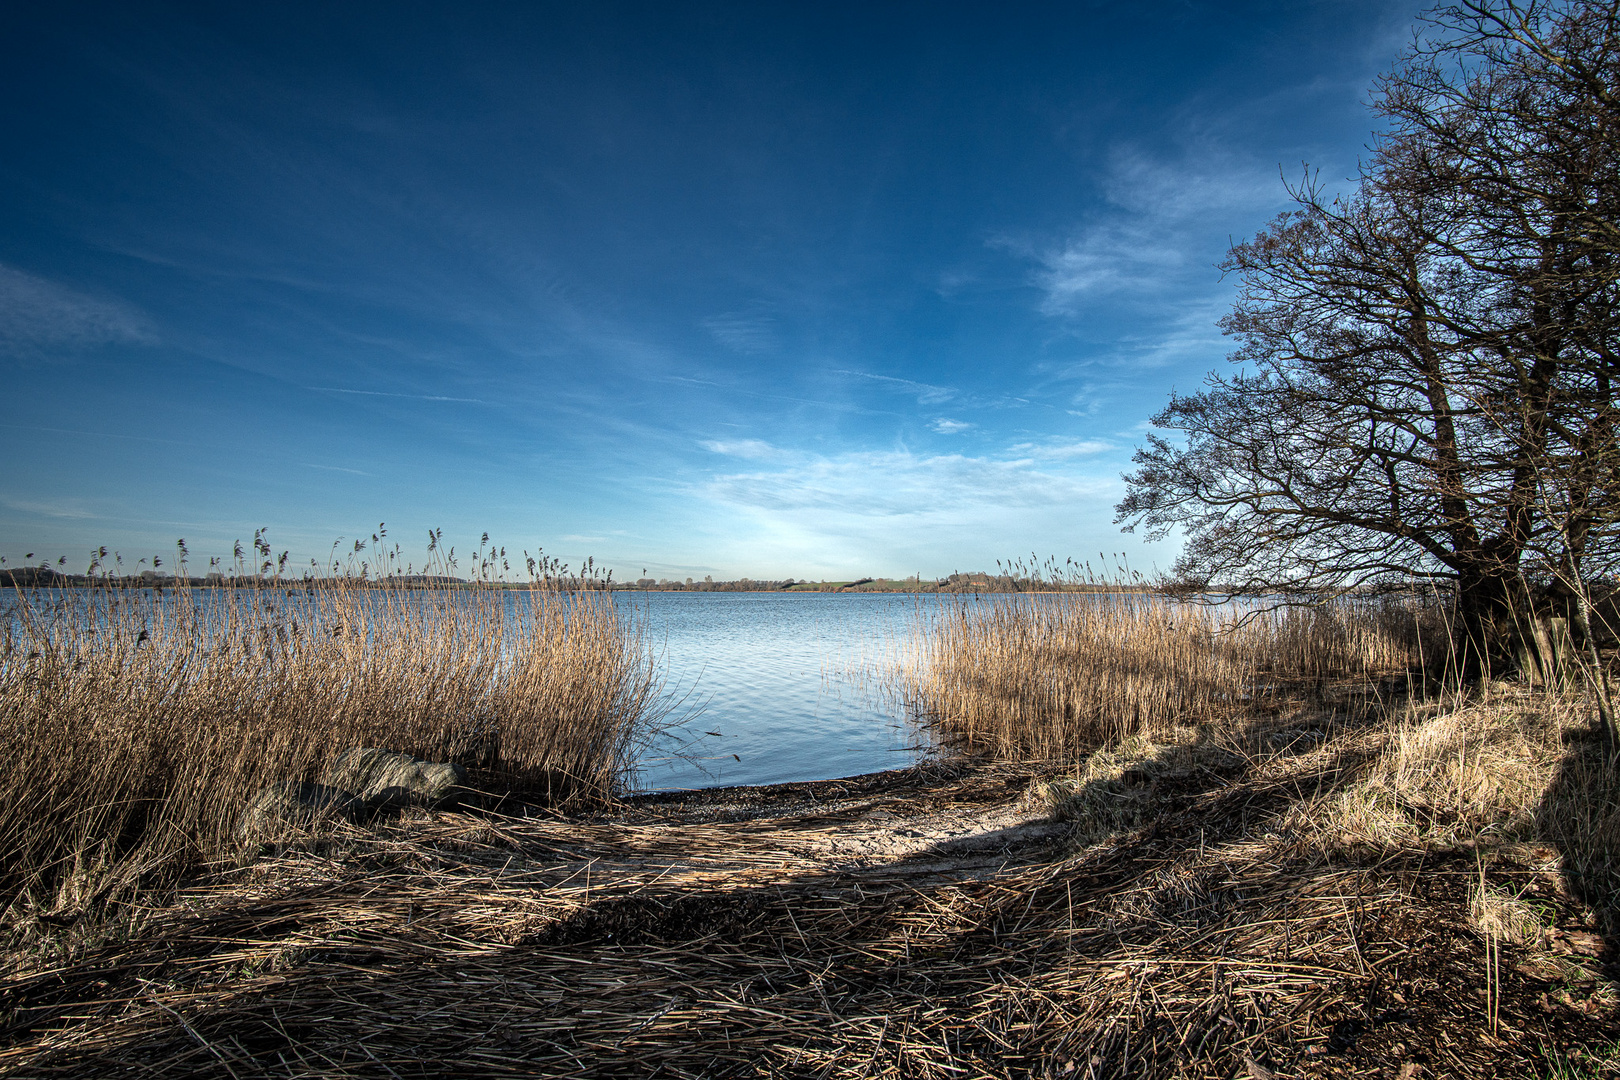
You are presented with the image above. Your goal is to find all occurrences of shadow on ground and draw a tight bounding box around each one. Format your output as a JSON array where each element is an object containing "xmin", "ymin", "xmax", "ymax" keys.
[{"xmin": 3, "ymin": 704, "xmax": 1618, "ymax": 1079}]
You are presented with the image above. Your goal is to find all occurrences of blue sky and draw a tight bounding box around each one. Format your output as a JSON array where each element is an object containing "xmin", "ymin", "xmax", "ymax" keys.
[{"xmin": 0, "ymin": 1, "xmax": 1415, "ymax": 580}]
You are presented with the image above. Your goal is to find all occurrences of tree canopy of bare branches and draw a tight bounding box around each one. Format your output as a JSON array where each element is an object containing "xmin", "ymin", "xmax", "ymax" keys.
[{"xmin": 1118, "ymin": 0, "xmax": 1620, "ymax": 674}]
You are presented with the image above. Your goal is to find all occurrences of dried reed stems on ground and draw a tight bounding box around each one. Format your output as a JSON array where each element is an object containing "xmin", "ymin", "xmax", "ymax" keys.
[
  {"xmin": 4, "ymin": 706, "xmax": 1616, "ymax": 1079},
  {"xmin": 0, "ymin": 579, "xmax": 661, "ymax": 916}
]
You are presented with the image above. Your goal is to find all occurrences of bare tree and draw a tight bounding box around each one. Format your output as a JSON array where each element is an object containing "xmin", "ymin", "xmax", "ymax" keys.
[
  {"xmin": 1396, "ymin": 0, "xmax": 1620, "ymax": 722},
  {"xmin": 1118, "ymin": 0, "xmax": 1620, "ymax": 677}
]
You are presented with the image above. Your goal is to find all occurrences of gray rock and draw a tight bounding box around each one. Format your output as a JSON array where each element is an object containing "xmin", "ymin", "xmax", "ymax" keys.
[
  {"xmin": 239, "ymin": 780, "xmax": 364, "ymax": 839},
  {"xmin": 321, "ymin": 748, "xmax": 469, "ymax": 810}
]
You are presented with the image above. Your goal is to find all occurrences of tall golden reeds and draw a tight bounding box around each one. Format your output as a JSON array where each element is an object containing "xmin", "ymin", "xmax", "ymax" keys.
[
  {"xmin": 0, "ymin": 563, "xmax": 662, "ymax": 912},
  {"xmin": 899, "ymin": 591, "xmax": 1426, "ymax": 760}
]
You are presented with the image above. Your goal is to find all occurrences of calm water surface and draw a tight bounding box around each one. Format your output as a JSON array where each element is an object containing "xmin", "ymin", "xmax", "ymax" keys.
[{"xmin": 620, "ymin": 592, "xmax": 942, "ymax": 791}]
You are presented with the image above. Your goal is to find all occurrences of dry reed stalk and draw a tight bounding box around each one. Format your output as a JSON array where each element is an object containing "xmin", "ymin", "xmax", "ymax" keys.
[{"xmin": 0, "ymin": 577, "xmax": 663, "ymax": 917}]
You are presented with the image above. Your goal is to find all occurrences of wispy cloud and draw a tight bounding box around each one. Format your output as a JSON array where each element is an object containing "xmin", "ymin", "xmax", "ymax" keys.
[
  {"xmin": 682, "ymin": 439, "xmax": 1136, "ymax": 575},
  {"xmin": 1098, "ymin": 146, "xmax": 1281, "ymax": 221},
  {"xmin": 664, "ymin": 374, "xmax": 884, "ymax": 415},
  {"xmin": 701, "ymin": 312, "xmax": 777, "ymax": 355},
  {"xmin": 1004, "ymin": 438, "xmax": 1113, "ymax": 460},
  {"xmin": 706, "ymin": 449, "xmax": 1112, "ymax": 516},
  {"xmin": 1016, "ymin": 145, "xmax": 1286, "ymax": 317},
  {"xmin": 1, "ymin": 497, "xmax": 99, "ymax": 520},
  {"xmin": 0, "ymin": 422, "xmax": 189, "ymax": 445},
  {"xmin": 307, "ymin": 386, "xmax": 486, "ymax": 403},
  {"xmin": 0, "ymin": 264, "xmax": 152, "ymax": 358},
  {"xmin": 832, "ymin": 369, "xmax": 956, "ymax": 405},
  {"xmin": 699, "ymin": 438, "xmax": 795, "ymax": 462},
  {"xmin": 1031, "ymin": 224, "xmax": 1186, "ymax": 312},
  {"xmin": 930, "ymin": 418, "xmax": 973, "ymax": 434},
  {"xmin": 303, "ymin": 463, "xmax": 371, "ymax": 475},
  {"xmin": 1058, "ymin": 296, "xmax": 1232, "ymax": 373},
  {"xmin": 994, "ymin": 145, "xmax": 1290, "ymax": 435}
]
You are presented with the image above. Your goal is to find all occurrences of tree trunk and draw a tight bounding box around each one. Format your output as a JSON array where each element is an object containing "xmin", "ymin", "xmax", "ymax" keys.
[{"xmin": 1452, "ymin": 561, "xmax": 1537, "ymax": 679}]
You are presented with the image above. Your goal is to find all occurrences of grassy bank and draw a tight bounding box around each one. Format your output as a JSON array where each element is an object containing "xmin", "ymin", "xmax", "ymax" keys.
[{"xmin": 0, "ymin": 577, "xmax": 661, "ymax": 920}]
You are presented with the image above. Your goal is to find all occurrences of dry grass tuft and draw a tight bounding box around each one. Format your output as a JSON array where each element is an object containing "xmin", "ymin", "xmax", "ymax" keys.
[
  {"xmin": 1471, "ymin": 877, "xmax": 1551, "ymax": 947},
  {"xmin": 0, "ymin": 576, "xmax": 662, "ymax": 921},
  {"xmin": 1283, "ymin": 693, "xmax": 1567, "ymax": 858},
  {"xmin": 1267, "ymin": 688, "xmax": 1620, "ymax": 940}
]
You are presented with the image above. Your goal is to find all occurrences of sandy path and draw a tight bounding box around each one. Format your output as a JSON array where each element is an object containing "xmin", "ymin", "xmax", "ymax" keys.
[{"xmin": 552, "ymin": 760, "xmax": 1067, "ymax": 879}]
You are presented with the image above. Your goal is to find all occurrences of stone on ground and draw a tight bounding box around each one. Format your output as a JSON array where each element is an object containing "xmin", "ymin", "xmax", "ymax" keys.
[
  {"xmin": 321, "ymin": 748, "xmax": 469, "ymax": 811},
  {"xmin": 239, "ymin": 780, "xmax": 364, "ymax": 839}
]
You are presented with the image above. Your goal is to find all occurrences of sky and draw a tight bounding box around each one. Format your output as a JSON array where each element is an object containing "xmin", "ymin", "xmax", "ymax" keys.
[{"xmin": 0, "ymin": 1, "xmax": 1419, "ymax": 581}]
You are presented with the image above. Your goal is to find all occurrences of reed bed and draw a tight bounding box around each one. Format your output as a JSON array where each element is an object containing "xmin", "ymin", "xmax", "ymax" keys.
[
  {"xmin": 0, "ymin": 576, "xmax": 662, "ymax": 918},
  {"xmin": 899, "ymin": 592, "xmax": 1426, "ymax": 761}
]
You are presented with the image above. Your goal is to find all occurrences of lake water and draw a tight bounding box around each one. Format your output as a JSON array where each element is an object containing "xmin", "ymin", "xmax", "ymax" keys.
[{"xmin": 619, "ymin": 592, "xmax": 942, "ymax": 791}]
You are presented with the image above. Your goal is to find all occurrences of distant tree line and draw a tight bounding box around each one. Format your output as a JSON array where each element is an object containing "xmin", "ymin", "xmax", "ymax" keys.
[
  {"xmin": 607, "ymin": 573, "xmax": 1148, "ymax": 593},
  {"xmin": 0, "ymin": 567, "xmax": 1138, "ymax": 594}
]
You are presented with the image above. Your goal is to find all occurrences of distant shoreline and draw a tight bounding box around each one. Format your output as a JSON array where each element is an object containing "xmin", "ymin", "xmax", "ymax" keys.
[{"xmin": 0, "ymin": 568, "xmax": 1152, "ymax": 594}]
